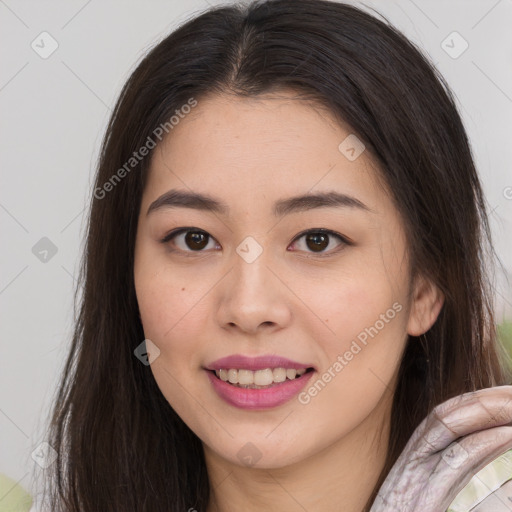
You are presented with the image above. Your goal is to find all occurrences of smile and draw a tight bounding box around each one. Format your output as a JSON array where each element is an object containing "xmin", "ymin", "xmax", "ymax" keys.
[
  {"xmin": 204, "ymin": 354, "xmax": 316, "ymax": 409},
  {"xmin": 214, "ymin": 367, "xmax": 309, "ymax": 388}
]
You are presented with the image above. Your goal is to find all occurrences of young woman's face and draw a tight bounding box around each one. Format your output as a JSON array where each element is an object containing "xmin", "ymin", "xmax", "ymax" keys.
[{"xmin": 134, "ymin": 92, "xmax": 441, "ymax": 470}]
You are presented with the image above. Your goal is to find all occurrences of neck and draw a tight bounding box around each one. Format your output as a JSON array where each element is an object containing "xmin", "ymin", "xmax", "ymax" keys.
[{"xmin": 204, "ymin": 393, "xmax": 392, "ymax": 512}]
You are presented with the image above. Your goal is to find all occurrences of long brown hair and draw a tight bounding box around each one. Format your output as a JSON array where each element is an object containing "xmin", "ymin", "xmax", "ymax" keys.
[{"xmin": 43, "ymin": 1, "xmax": 511, "ymax": 510}]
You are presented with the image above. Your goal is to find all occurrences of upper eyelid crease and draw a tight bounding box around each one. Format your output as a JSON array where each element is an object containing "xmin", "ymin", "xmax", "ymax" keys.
[
  {"xmin": 146, "ymin": 189, "xmax": 374, "ymax": 217},
  {"xmin": 162, "ymin": 228, "xmax": 350, "ymax": 254}
]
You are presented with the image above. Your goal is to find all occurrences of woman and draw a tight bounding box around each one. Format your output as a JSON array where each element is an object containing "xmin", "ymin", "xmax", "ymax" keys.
[{"xmin": 39, "ymin": 0, "xmax": 512, "ymax": 510}]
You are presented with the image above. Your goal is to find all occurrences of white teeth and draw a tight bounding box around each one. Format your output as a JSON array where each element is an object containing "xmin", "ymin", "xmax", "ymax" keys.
[
  {"xmin": 272, "ymin": 368, "xmax": 287, "ymax": 383},
  {"xmin": 228, "ymin": 369, "xmax": 238, "ymax": 384},
  {"xmin": 238, "ymin": 369, "xmax": 254, "ymax": 385},
  {"xmin": 213, "ymin": 367, "xmax": 309, "ymax": 386},
  {"xmin": 286, "ymin": 369, "xmax": 297, "ymax": 380},
  {"xmin": 254, "ymin": 369, "xmax": 274, "ymax": 386}
]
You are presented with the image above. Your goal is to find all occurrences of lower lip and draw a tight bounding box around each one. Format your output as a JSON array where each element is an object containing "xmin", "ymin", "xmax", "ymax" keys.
[{"xmin": 206, "ymin": 370, "xmax": 315, "ymax": 410}]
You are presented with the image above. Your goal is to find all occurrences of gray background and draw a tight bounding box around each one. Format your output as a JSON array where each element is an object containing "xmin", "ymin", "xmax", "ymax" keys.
[{"xmin": 1, "ymin": 0, "xmax": 511, "ymax": 500}]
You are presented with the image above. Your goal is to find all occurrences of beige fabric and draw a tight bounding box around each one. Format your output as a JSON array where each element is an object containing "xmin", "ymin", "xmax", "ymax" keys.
[{"xmin": 448, "ymin": 449, "xmax": 512, "ymax": 511}]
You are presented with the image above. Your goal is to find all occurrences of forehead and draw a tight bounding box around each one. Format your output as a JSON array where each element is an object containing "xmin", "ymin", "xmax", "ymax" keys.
[{"xmin": 143, "ymin": 91, "xmax": 386, "ymax": 213}]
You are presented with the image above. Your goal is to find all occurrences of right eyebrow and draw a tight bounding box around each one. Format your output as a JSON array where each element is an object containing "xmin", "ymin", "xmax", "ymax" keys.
[{"xmin": 147, "ymin": 189, "xmax": 229, "ymax": 216}]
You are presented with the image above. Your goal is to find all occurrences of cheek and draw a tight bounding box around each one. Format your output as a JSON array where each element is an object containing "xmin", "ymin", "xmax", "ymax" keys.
[
  {"xmin": 134, "ymin": 232, "xmax": 209, "ymax": 333},
  {"xmin": 303, "ymin": 273, "xmax": 409, "ymax": 385},
  {"xmin": 306, "ymin": 271, "xmax": 406, "ymax": 337},
  {"xmin": 134, "ymin": 256, "xmax": 210, "ymax": 372},
  {"xmin": 134, "ymin": 262, "xmax": 212, "ymax": 425},
  {"xmin": 295, "ymin": 283, "xmax": 408, "ymax": 439}
]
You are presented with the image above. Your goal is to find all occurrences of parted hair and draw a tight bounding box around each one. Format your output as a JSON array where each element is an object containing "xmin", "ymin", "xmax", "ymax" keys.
[{"xmin": 44, "ymin": 1, "xmax": 511, "ymax": 510}]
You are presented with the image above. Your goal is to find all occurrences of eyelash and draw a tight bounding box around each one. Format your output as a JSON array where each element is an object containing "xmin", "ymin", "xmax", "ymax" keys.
[{"xmin": 160, "ymin": 227, "xmax": 352, "ymax": 257}]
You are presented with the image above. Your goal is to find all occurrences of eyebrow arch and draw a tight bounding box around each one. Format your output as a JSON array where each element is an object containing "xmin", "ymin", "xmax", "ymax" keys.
[{"xmin": 146, "ymin": 189, "xmax": 372, "ymax": 217}]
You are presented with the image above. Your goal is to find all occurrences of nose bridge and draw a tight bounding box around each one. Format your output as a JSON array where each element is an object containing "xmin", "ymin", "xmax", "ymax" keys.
[
  {"xmin": 231, "ymin": 237, "xmax": 276, "ymax": 301},
  {"xmin": 216, "ymin": 235, "xmax": 292, "ymax": 332}
]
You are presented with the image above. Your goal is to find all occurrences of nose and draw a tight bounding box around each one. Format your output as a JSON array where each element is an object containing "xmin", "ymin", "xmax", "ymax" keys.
[{"xmin": 215, "ymin": 248, "xmax": 292, "ymax": 335}]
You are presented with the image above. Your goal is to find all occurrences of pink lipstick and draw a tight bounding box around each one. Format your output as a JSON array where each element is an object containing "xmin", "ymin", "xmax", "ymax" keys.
[{"xmin": 204, "ymin": 354, "xmax": 315, "ymax": 410}]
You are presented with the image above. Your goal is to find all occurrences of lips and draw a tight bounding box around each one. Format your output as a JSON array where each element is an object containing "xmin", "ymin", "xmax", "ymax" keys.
[
  {"xmin": 204, "ymin": 354, "xmax": 316, "ymax": 410},
  {"xmin": 205, "ymin": 354, "xmax": 315, "ymax": 372}
]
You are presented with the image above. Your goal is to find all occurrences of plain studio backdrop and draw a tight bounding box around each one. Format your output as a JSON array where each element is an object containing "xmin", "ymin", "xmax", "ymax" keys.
[{"xmin": 1, "ymin": 0, "xmax": 511, "ymax": 500}]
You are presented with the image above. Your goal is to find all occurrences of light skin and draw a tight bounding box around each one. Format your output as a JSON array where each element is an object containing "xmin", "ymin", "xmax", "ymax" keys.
[{"xmin": 133, "ymin": 91, "xmax": 444, "ymax": 512}]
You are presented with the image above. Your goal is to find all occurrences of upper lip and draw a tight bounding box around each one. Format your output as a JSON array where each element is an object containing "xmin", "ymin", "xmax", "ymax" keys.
[{"xmin": 204, "ymin": 354, "xmax": 315, "ymax": 371}]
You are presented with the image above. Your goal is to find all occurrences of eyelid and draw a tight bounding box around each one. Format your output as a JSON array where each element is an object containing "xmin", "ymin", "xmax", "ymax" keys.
[
  {"xmin": 160, "ymin": 227, "xmax": 211, "ymax": 244},
  {"xmin": 160, "ymin": 227, "xmax": 220, "ymax": 256},
  {"xmin": 291, "ymin": 228, "xmax": 352, "ymax": 245},
  {"xmin": 160, "ymin": 227, "xmax": 352, "ymax": 255},
  {"xmin": 288, "ymin": 228, "xmax": 352, "ymax": 256}
]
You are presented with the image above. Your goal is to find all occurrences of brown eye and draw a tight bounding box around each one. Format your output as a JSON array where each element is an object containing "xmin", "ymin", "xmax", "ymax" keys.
[
  {"xmin": 162, "ymin": 228, "xmax": 218, "ymax": 253},
  {"xmin": 185, "ymin": 231, "xmax": 209, "ymax": 250},
  {"xmin": 289, "ymin": 229, "xmax": 349, "ymax": 255},
  {"xmin": 305, "ymin": 232, "xmax": 329, "ymax": 252}
]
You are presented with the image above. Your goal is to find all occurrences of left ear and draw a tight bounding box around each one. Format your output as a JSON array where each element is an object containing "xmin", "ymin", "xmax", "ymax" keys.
[{"xmin": 406, "ymin": 274, "xmax": 444, "ymax": 336}]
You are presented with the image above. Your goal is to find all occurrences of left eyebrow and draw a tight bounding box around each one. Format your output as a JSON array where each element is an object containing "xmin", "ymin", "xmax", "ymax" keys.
[
  {"xmin": 146, "ymin": 189, "xmax": 373, "ymax": 217},
  {"xmin": 273, "ymin": 191, "xmax": 373, "ymax": 216}
]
